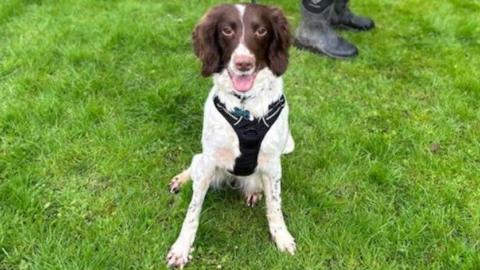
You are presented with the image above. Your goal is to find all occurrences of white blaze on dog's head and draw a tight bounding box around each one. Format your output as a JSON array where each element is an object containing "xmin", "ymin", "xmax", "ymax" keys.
[{"xmin": 192, "ymin": 3, "xmax": 291, "ymax": 94}]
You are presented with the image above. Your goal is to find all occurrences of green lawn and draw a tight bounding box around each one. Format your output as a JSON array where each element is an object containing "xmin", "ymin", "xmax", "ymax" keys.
[{"xmin": 1, "ymin": 0, "xmax": 479, "ymax": 269}]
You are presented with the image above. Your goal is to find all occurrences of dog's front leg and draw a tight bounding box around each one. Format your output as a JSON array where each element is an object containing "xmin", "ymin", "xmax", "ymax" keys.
[
  {"xmin": 167, "ymin": 155, "xmax": 213, "ymax": 268},
  {"xmin": 262, "ymin": 160, "xmax": 296, "ymax": 255}
]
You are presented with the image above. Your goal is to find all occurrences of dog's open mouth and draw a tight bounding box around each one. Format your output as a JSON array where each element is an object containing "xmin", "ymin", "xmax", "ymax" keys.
[{"xmin": 229, "ymin": 71, "xmax": 257, "ymax": 92}]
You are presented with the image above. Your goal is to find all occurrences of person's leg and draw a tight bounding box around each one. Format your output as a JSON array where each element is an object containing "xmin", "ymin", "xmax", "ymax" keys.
[
  {"xmin": 295, "ymin": 0, "xmax": 358, "ymax": 59},
  {"xmin": 330, "ymin": 0, "xmax": 375, "ymax": 31}
]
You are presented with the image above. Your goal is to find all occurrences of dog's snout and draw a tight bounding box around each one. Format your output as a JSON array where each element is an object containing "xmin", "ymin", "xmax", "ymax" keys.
[{"xmin": 234, "ymin": 55, "xmax": 255, "ymax": 72}]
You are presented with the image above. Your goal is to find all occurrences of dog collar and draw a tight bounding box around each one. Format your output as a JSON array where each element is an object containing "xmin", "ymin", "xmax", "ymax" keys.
[{"xmin": 232, "ymin": 92, "xmax": 253, "ymax": 102}]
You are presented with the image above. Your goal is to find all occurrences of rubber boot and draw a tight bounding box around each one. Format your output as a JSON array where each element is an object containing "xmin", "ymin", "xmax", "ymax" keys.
[
  {"xmin": 330, "ymin": 0, "xmax": 375, "ymax": 31},
  {"xmin": 295, "ymin": 0, "xmax": 358, "ymax": 59}
]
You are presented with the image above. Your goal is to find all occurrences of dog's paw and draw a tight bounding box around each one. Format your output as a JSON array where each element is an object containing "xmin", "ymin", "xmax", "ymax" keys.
[
  {"xmin": 245, "ymin": 192, "xmax": 263, "ymax": 207},
  {"xmin": 166, "ymin": 243, "xmax": 192, "ymax": 268},
  {"xmin": 272, "ymin": 229, "xmax": 296, "ymax": 255},
  {"xmin": 169, "ymin": 177, "xmax": 182, "ymax": 194},
  {"xmin": 168, "ymin": 170, "xmax": 190, "ymax": 194}
]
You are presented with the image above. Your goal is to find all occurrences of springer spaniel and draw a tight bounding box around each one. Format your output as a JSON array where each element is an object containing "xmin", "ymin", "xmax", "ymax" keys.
[{"xmin": 167, "ymin": 3, "xmax": 295, "ymax": 268}]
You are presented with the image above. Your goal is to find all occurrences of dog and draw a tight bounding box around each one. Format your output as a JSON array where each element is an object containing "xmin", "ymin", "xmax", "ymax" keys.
[{"xmin": 167, "ymin": 3, "xmax": 295, "ymax": 268}]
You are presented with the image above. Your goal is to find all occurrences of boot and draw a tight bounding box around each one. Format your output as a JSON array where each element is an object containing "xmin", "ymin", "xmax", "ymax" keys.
[
  {"xmin": 295, "ymin": 0, "xmax": 358, "ymax": 59},
  {"xmin": 330, "ymin": 0, "xmax": 375, "ymax": 31}
]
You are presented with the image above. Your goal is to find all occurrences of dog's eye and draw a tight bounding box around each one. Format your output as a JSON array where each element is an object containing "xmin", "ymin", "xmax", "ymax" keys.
[
  {"xmin": 255, "ymin": 27, "xmax": 267, "ymax": 37},
  {"xmin": 222, "ymin": 26, "xmax": 234, "ymax": 37}
]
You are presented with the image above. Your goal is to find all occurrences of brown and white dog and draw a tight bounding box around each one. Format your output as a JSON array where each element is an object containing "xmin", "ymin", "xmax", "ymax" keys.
[{"xmin": 167, "ymin": 3, "xmax": 295, "ymax": 268}]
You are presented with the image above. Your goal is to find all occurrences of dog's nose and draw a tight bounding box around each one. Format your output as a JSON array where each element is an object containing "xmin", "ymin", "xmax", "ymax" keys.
[{"xmin": 234, "ymin": 55, "xmax": 255, "ymax": 72}]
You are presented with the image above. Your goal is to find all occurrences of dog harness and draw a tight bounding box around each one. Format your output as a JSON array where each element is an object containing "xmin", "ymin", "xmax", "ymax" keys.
[{"xmin": 213, "ymin": 95, "xmax": 285, "ymax": 176}]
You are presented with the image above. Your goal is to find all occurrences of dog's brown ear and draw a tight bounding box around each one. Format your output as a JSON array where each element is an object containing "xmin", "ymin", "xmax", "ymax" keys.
[
  {"xmin": 267, "ymin": 7, "xmax": 291, "ymax": 76},
  {"xmin": 192, "ymin": 7, "xmax": 222, "ymax": 77}
]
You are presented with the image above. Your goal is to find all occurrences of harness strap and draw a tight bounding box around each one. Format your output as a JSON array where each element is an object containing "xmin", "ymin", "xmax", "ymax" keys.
[{"xmin": 214, "ymin": 95, "xmax": 285, "ymax": 176}]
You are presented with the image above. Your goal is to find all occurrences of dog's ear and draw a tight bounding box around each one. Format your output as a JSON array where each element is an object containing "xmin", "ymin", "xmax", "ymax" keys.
[
  {"xmin": 192, "ymin": 7, "xmax": 222, "ymax": 77},
  {"xmin": 267, "ymin": 7, "xmax": 291, "ymax": 76}
]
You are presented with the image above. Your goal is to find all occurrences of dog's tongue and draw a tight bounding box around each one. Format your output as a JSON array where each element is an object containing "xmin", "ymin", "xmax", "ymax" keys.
[{"xmin": 232, "ymin": 74, "xmax": 255, "ymax": 92}]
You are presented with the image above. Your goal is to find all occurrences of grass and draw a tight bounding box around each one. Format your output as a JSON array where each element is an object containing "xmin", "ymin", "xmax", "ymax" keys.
[{"xmin": 1, "ymin": 0, "xmax": 479, "ymax": 269}]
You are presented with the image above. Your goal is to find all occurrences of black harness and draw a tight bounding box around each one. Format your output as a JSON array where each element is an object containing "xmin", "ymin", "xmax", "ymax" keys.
[{"xmin": 213, "ymin": 95, "xmax": 285, "ymax": 176}]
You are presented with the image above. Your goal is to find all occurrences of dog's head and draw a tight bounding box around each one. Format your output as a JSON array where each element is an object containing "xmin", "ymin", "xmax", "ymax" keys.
[{"xmin": 192, "ymin": 4, "xmax": 290, "ymax": 93}]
